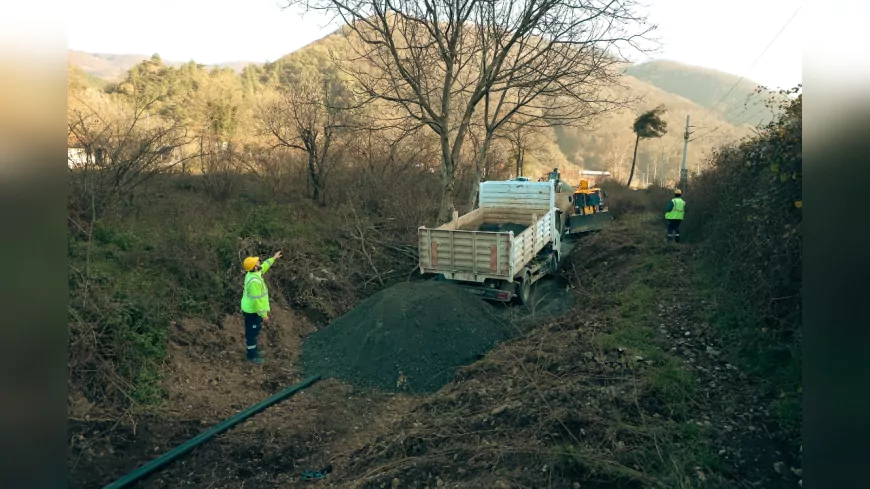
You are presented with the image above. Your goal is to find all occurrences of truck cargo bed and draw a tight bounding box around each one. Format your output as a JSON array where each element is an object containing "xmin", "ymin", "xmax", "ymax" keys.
[{"xmin": 418, "ymin": 180, "xmax": 559, "ymax": 284}]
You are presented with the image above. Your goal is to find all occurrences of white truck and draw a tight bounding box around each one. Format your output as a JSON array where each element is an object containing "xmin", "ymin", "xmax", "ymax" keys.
[{"xmin": 417, "ymin": 179, "xmax": 562, "ymax": 305}]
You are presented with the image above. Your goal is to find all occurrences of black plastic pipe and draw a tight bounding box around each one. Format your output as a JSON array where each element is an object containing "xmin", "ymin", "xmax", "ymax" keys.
[{"xmin": 103, "ymin": 374, "xmax": 322, "ymax": 489}]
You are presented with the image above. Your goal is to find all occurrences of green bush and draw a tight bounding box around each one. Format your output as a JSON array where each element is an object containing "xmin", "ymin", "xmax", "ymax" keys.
[
  {"xmin": 68, "ymin": 173, "xmax": 421, "ymax": 413},
  {"xmin": 684, "ymin": 88, "xmax": 802, "ymax": 441}
]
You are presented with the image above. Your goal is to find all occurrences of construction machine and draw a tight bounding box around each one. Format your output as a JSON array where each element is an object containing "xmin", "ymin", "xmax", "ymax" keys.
[
  {"xmin": 539, "ymin": 171, "xmax": 574, "ymax": 235},
  {"xmin": 566, "ymin": 179, "xmax": 612, "ymax": 234}
]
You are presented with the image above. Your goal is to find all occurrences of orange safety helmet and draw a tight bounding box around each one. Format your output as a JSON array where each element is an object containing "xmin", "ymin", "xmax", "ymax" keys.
[{"xmin": 243, "ymin": 256, "xmax": 260, "ymax": 271}]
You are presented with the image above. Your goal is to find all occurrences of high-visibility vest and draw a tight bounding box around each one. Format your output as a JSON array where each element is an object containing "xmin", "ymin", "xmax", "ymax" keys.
[
  {"xmin": 240, "ymin": 257, "xmax": 274, "ymax": 316},
  {"xmin": 665, "ymin": 198, "xmax": 685, "ymax": 220}
]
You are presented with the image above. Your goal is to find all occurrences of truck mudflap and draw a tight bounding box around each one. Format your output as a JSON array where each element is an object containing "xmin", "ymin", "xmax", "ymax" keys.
[{"xmin": 460, "ymin": 284, "xmax": 515, "ymax": 302}]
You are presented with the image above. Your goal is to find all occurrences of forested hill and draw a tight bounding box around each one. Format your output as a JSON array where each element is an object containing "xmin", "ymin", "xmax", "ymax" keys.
[{"xmin": 69, "ymin": 35, "xmax": 777, "ymax": 182}]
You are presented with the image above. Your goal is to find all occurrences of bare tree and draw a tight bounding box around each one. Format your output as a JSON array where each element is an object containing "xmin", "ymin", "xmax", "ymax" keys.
[
  {"xmin": 289, "ymin": 0, "xmax": 653, "ymax": 222},
  {"xmin": 68, "ymin": 94, "xmax": 194, "ymax": 218},
  {"xmin": 197, "ymin": 136, "xmax": 244, "ymax": 201},
  {"xmin": 260, "ymin": 75, "xmax": 358, "ymax": 205},
  {"xmin": 245, "ymin": 145, "xmax": 296, "ymax": 200}
]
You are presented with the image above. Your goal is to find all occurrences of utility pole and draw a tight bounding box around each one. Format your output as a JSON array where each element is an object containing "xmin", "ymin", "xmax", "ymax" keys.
[{"xmin": 679, "ymin": 115, "xmax": 689, "ymax": 190}]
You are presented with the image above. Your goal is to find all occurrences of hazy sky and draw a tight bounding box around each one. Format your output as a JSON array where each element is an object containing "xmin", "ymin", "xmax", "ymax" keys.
[{"xmin": 66, "ymin": 0, "xmax": 803, "ymax": 90}]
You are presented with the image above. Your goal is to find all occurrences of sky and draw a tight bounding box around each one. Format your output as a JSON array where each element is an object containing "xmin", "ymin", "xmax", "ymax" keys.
[{"xmin": 65, "ymin": 0, "xmax": 803, "ymax": 90}]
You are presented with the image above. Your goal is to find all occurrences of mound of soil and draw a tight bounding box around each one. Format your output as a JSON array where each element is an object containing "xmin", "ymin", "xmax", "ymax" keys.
[{"xmin": 300, "ymin": 281, "xmax": 513, "ymax": 393}]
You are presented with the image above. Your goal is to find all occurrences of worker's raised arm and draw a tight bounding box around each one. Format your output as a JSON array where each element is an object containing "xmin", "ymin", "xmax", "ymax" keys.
[{"xmin": 260, "ymin": 251, "xmax": 282, "ymax": 274}]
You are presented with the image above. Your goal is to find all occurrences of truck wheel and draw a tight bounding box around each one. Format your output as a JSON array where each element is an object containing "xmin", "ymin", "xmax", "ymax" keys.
[
  {"xmin": 549, "ymin": 253, "xmax": 560, "ymax": 274},
  {"xmin": 515, "ymin": 278, "xmax": 531, "ymax": 306}
]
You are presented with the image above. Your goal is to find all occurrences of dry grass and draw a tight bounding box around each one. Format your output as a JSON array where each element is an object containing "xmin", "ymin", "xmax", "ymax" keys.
[
  {"xmin": 598, "ymin": 180, "xmax": 674, "ymax": 220},
  {"xmin": 325, "ymin": 215, "xmax": 738, "ymax": 489}
]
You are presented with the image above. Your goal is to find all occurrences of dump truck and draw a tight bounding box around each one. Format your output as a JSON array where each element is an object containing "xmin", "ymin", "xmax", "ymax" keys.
[
  {"xmin": 418, "ymin": 179, "xmax": 562, "ymax": 305},
  {"xmin": 567, "ymin": 179, "xmax": 613, "ymax": 233}
]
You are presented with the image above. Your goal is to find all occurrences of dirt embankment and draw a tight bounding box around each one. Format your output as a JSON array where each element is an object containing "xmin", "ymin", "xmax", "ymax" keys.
[
  {"xmin": 70, "ymin": 274, "xmax": 552, "ymax": 488},
  {"xmin": 323, "ymin": 215, "xmax": 800, "ymax": 488},
  {"xmin": 70, "ymin": 212, "xmax": 798, "ymax": 489},
  {"xmin": 68, "ymin": 305, "xmax": 412, "ymax": 489}
]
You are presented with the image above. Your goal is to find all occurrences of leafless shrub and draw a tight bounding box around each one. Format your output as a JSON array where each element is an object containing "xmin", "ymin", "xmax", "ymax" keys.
[
  {"xmin": 198, "ymin": 137, "xmax": 245, "ymax": 201},
  {"xmin": 68, "ymin": 95, "xmax": 195, "ymax": 219}
]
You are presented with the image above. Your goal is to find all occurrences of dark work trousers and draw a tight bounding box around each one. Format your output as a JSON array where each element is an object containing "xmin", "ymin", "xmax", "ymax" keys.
[
  {"xmin": 243, "ymin": 312, "xmax": 263, "ymax": 359},
  {"xmin": 666, "ymin": 219, "xmax": 682, "ymax": 242}
]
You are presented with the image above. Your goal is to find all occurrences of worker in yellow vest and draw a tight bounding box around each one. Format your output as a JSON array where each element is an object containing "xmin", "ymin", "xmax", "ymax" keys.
[
  {"xmin": 664, "ymin": 189, "xmax": 686, "ymax": 242},
  {"xmin": 240, "ymin": 251, "xmax": 282, "ymax": 364}
]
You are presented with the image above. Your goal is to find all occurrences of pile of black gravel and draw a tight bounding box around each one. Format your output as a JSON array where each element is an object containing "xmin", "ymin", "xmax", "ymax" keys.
[{"xmin": 300, "ymin": 281, "xmax": 513, "ymax": 393}]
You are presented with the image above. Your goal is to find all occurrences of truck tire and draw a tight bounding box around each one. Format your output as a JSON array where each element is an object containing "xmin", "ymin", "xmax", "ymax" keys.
[
  {"xmin": 515, "ymin": 277, "xmax": 531, "ymax": 306},
  {"xmin": 549, "ymin": 252, "xmax": 560, "ymax": 275}
]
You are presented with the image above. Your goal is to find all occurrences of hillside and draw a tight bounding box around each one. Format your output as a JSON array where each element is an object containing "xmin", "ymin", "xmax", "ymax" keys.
[
  {"xmin": 552, "ymin": 73, "xmax": 752, "ymax": 180},
  {"xmin": 68, "ymin": 51, "xmax": 152, "ymax": 81},
  {"xmin": 68, "ymin": 50, "xmax": 257, "ymax": 81},
  {"xmin": 68, "ymin": 43, "xmax": 758, "ymax": 184},
  {"xmin": 625, "ymin": 60, "xmax": 780, "ymax": 128},
  {"xmin": 269, "ymin": 33, "xmax": 753, "ymax": 182}
]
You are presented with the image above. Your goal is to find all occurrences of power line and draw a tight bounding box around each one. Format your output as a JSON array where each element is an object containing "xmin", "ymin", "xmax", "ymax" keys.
[
  {"xmin": 690, "ymin": 98, "xmax": 767, "ymax": 143},
  {"xmin": 691, "ymin": 101, "xmax": 775, "ymax": 145},
  {"xmin": 699, "ymin": 5, "xmax": 803, "ymax": 125},
  {"xmin": 717, "ymin": 91, "xmax": 766, "ymax": 124}
]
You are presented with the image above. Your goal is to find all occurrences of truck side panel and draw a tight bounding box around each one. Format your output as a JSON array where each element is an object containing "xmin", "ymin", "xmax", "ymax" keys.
[
  {"xmin": 511, "ymin": 211, "xmax": 554, "ymax": 271},
  {"xmin": 418, "ymin": 228, "xmax": 513, "ymax": 281}
]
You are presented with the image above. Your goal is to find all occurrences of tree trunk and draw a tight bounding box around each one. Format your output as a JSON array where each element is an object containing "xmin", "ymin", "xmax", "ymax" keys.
[
  {"xmin": 627, "ymin": 133, "xmax": 640, "ymax": 187},
  {"xmin": 437, "ymin": 133, "xmax": 457, "ymax": 223},
  {"xmin": 437, "ymin": 166, "xmax": 456, "ymax": 223},
  {"xmin": 308, "ymin": 150, "xmax": 320, "ymax": 204},
  {"xmin": 466, "ymin": 133, "xmax": 493, "ymax": 214},
  {"xmin": 515, "ymin": 145, "xmax": 525, "ymax": 178}
]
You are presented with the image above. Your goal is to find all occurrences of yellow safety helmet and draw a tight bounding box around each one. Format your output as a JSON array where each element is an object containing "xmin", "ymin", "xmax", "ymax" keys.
[
  {"xmin": 674, "ymin": 188, "xmax": 682, "ymax": 195},
  {"xmin": 243, "ymin": 256, "xmax": 260, "ymax": 271}
]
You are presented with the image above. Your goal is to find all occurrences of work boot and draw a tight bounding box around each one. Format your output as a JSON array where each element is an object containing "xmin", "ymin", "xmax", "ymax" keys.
[{"xmin": 248, "ymin": 356, "xmax": 264, "ymax": 365}]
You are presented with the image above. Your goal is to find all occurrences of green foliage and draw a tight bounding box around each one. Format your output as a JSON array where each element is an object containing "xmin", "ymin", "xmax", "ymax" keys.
[
  {"xmin": 67, "ymin": 174, "xmax": 420, "ymax": 413},
  {"xmin": 684, "ymin": 87, "xmax": 802, "ymax": 443},
  {"xmin": 596, "ymin": 279, "xmax": 699, "ymax": 419},
  {"xmin": 92, "ymin": 222, "xmax": 141, "ymax": 251},
  {"xmin": 561, "ymin": 221, "xmax": 730, "ymax": 486},
  {"xmin": 632, "ymin": 104, "xmax": 668, "ymax": 139}
]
